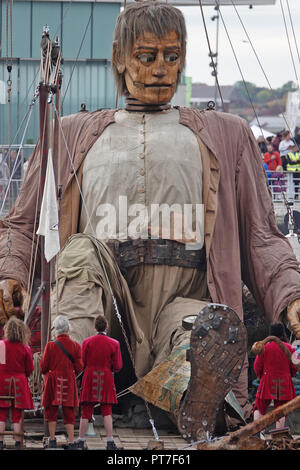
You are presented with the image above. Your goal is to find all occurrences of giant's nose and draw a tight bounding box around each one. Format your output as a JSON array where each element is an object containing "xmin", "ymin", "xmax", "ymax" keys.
[{"xmin": 152, "ymin": 53, "xmax": 167, "ymax": 77}]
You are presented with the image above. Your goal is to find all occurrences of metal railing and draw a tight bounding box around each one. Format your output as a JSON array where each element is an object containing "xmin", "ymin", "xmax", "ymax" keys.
[{"xmin": 267, "ymin": 171, "xmax": 300, "ymax": 203}]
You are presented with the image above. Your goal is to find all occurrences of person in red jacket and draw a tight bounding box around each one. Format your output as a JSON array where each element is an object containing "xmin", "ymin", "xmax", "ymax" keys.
[
  {"xmin": 40, "ymin": 316, "xmax": 83, "ymax": 449},
  {"xmin": 253, "ymin": 322, "xmax": 297, "ymax": 429},
  {"xmin": 264, "ymin": 144, "xmax": 282, "ymax": 171},
  {"xmin": 77, "ymin": 315, "xmax": 122, "ymax": 450},
  {"xmin": 0, "ymin": 316, "xmax": 34, "ymax": 449}
]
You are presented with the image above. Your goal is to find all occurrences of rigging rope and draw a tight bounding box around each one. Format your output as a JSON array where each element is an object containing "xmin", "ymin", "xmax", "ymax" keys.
[
  {"xmin": 279, "ymin": 0, "xmax": 300, "ymax": 91},
  {"xmin": 285, "ymin": 0, "xmax": 300, "ymax": 66},
  {"xmin": 198, "ymin": 0, "xmax": 225, "ymax": 111},
  {"xmin": 228, "ymin": 0, "xmax": 300, "ymax": 154},
  {"xmin": 214, "ymin": 1, "xmax": 265, "ymax": 139}
]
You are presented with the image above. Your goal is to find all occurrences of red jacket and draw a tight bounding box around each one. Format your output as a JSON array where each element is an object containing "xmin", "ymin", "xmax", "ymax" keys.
[
  {"xmin": 40, "ymin": 334, "xmax": 83, "ymax": 407},
  {"xmin": 80, "ymin": 334, "xmax": 122, "ymax": 405},
  {"xmin": 264, "ymin": 151, "xmax": 282, "ymax": 171},
  {"xmin": 0, "ymin": 340, "xmax": 34, "ymax": 409},
  {"xmin": 254, "ymin": 341, "xmax": 297, "ymax": 401}
]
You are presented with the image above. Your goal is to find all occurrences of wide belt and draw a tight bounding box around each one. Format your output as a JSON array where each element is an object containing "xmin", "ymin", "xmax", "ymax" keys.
[{"xmin": 106, "ymin": 239, "xmax": 206, "ymax": 272}]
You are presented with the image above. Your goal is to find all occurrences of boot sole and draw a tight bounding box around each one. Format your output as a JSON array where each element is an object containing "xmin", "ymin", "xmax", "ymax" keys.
[{"xmin": 178, "ymin": 303, "xmax": 247, "ymax": 443}]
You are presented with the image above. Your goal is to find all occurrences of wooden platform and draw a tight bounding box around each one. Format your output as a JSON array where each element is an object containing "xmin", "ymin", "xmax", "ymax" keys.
[{"xmin": 1, "ymin": 422, "xmax": 196, "ymax": 450}]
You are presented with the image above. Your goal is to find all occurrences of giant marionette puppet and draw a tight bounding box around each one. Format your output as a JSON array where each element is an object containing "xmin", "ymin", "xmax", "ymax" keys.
[{"xmin": 1, "ymin": 1, "xmax": 300, "ymax": 442}]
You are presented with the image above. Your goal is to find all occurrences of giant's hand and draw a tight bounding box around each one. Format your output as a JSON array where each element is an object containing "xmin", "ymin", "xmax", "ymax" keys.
[
  {"xmin": 0, "ymin": 280, "xmax": 29, "ymax": 326},
  {"xmin": 286, "ymin": 299, "xmax": 300, "ymax": 338}
]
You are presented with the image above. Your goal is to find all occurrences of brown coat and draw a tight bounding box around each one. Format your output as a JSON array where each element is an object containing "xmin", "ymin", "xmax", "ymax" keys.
[{"xmin": 0, "ymin": 107, "xmax": 300, "ymax": 327}]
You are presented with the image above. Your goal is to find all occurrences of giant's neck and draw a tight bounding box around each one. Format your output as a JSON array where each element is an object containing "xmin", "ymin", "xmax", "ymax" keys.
[{"xmin": 124, "ymin": 94, "xmax": 171, "ymax": 112}]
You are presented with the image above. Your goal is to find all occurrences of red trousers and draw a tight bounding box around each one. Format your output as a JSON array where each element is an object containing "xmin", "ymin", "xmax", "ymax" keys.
[
  {"xmin": 254, "ymin": 397, "xmax": 289, "ymax": 415},
  {"xmin": 44, "ymin": 406, "xmax": 75, "ymax": 425},
  {"xmin": 81, "ymin": 403, "xmax": 112, "ymax": 419},
  {"xmin": 0, "ymin": 407, "xmax": 22, "ymax": 423}
]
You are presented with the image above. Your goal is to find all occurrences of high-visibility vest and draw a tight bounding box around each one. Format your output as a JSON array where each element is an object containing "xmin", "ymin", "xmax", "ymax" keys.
[{"xmin": 286, "ymin": 152, "xmax": 300, "ymax": 171}]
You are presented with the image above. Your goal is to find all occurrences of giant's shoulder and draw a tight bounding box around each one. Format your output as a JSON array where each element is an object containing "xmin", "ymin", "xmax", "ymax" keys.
[
  {"xmin": 179, "ymin": 106, "xmax": 249, "ymax": 132},
  {"xmin": 61, "ymin": 108, "xmax": 116, "ymax": 129}
]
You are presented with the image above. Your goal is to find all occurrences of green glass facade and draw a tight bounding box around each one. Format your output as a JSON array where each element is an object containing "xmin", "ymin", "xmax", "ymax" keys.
[{"xmin": 0, "ymin": 1, "xmax": 121, "ymax": 145}]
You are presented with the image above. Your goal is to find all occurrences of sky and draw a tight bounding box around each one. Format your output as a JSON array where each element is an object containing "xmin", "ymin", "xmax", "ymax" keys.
[{"xmin": 178, "ymin": 0, "xmax": 300, "ymax": 89}]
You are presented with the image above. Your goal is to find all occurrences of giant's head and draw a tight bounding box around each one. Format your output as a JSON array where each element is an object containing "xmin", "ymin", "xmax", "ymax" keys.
[{"xmin": 112, "ymin": 1, "xmax": 187, "ymax": 105}]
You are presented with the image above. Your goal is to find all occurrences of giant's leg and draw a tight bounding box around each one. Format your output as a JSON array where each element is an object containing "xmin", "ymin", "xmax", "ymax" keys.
[{"xmin": 130, "ymin": 298, "xmax": 247, "ymax": 442}]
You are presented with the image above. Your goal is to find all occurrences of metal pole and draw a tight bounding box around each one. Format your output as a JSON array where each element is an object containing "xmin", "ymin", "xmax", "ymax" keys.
[{"xmin": 39, "ymin": 82, "xmax": 51, "ymax": 354}]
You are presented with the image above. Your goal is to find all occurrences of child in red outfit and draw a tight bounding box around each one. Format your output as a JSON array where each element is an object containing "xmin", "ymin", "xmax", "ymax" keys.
[{"xmin": 253, "ymin": 323, "xmax": 297, "ymax": 429}]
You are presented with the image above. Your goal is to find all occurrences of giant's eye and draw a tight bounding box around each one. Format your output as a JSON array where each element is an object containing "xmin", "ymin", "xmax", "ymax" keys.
[
  {"xmin": 164, "ymin": 52, "xmax": 179, "ymax": 63},
  {"xmin": 137, "ymin": 53, "xmax": 156, "ymax": 63}
]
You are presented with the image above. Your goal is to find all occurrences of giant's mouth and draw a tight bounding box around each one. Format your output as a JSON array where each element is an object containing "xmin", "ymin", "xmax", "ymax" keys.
[{"xmin": 144, "ymin": 83, "xmax": 174, "ymax": 88}]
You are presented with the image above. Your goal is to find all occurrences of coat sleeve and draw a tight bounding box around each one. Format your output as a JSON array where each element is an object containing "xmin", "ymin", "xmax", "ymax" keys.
[
  {"xmin": 81, "ymin": 339, "xmax": 88, "ymax": 368},
  {"xmin": 112, "ymin": 341, "xmax": 122, "ymax": 373},
  {"xmin": 74, "ymin": 343, "xmax": 84, "ymax": 376},
  {"xmin": 236, "ymin": 121, "xmax": 300, "ymax": 323},
  {"xmin": 253, "ymin": 354, "xmax": 264, "ymax": 379},
  {"xmin": 24, "ymin": 346, "xmax": 34, "ymax": 377},
  {"xmin": 39, "ymin": 342, "xmax": 51, "ymax": 375},
  {"xmin": 289, "ymin": 346, "xmax": 298, "ymax": 377}
]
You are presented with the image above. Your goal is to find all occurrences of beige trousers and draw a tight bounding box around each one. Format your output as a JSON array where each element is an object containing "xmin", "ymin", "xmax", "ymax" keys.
[{"xmin": 50, "ymin": 235, "xmax": 249, "ymax": 415}]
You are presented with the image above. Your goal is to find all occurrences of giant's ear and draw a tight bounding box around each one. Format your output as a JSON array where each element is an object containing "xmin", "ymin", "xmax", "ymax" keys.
[{"xmin": 112, "ymin": 41, "xmax": 126, "ymax": 74}]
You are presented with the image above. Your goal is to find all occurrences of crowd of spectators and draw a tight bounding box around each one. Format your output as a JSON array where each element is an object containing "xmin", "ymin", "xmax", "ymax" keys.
[{"xmin": 257, "ymin": 127, "xmax": 300, "ymax": 200}]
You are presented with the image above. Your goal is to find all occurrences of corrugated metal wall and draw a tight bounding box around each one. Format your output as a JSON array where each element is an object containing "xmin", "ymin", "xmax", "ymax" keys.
[{"xmin": 0, "ymin": 1, "xmax": 120, "ymax": 145}]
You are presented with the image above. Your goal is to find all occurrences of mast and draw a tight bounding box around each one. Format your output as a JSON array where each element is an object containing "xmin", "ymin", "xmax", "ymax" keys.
[{"xmin": 39, "ymin": 26, "xmax": 62, "ymax": 352}]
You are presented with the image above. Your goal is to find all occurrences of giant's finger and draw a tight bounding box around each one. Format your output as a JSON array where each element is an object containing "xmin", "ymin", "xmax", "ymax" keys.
[
  {"xmin": 0, "ymin": 291, "xmax": 8, "ymax": 326},
  {"xmin": 0, "ymin": 280, "xmax": 17, "ymax": 319},
  {"xmin": 287, "ymin": 300, "xmax": 300, "ymax": 338}
]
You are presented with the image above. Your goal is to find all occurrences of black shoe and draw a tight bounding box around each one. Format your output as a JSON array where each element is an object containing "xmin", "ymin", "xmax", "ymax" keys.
[
  {"xmin": 48, "ymin": 438, "xmax": 57, "ymax": 449},
  {"xmin": 106, "ymin": 441, "xmax": 119, "ymax": 450},
  {"xmin": 64, "ymin": 443, "xmax": 79, "ymax": 450},
  {"xmin": 0, "ymin": 441, "xmax": 5, "ymax": 450},
  {"xmin": 15, "ymin": 441, "xmax": 21, "ymax": 450},
  {"xmin": 76, "ymin": 440, "xmax": 87, "ymax": 450}
]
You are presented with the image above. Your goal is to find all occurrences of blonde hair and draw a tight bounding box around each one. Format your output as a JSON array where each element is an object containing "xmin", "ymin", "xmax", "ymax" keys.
[
  {"xmin": 4, "ymin": 316, "xmax": 30, "ymax": 345},
  {"xmin": 112, "ymin": 1, "xmax": 187, "ymax": 96}
]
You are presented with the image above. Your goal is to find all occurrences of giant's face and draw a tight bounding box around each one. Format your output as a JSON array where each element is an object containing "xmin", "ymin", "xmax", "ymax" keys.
[{"xmin": 123, "ymin": 31, "xmax": 183, "ymax": 104}]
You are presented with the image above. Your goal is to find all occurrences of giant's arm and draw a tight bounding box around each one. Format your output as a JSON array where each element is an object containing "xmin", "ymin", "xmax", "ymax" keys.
[
  {"xmin": 0, "ymin": 142, "xmax": 42, "ymax": 323},
  {"xmin": 236, "ymin": 122, "xmax": 300, "ymax": 331}
]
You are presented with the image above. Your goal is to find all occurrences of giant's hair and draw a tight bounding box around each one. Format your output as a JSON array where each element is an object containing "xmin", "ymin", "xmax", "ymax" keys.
[
  {"xmin": 112, "ymin": 1, "xmax": 187, "ymax": 96},
  {"xmin": 4, "ymin": 316, "xmax": 31, "ymax": 345}
]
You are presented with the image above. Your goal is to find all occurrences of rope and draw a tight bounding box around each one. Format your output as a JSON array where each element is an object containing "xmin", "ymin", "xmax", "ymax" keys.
[
  {"xmin": 228, "ymin": 0, "xmax": 300, "ymax": 154},
  {"xmin": 214, "ymin": 1, "xmax": 266, "ymax": 141},
  {"xmin": 28, "ymin": 352, "xmax": 44, "ymax": 396},
  {"xmin": 61, "ymin": 11, "xmax": 93, "ymax": 107},
  {"xmin": 198, "ymin": 0, "xmax": 225, "ymax": 111},
  {"xmin": 279, "ymin": 0, "xmax": 300, "ymax": 91},
  {"xmin": 285, "ymin": 0, "xmax": 300, "ymax": 66}
]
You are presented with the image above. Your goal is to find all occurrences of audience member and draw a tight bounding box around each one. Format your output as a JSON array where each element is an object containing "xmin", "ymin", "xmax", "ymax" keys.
[
  {"xmin": 264, "ymin": 144, "xmax": 282, "ymax": 171},
  {"xmin": 257, "ymin": 135, "xmax": 267, "ymax": 155},
  {"xmin": 285, "ymin": 144, "xmax": 300, "ymax": 199},
  {"xmin": 253, "ymin": 323, "xmax": 297, "ymax": 430},
  {"xmin": 40, "ymin": 316, "xmax": 83, "ymax": 450},
  {"xmin": 279, "ymin": 130, "xmax": 295, "ymax": 170},
  {"xmin": 0, "ymin": 317, "xmax": 34, "ymax": 450},
  {"xmin": 77, "ymin": 315, "xmax": 122, "ymax": 451}
]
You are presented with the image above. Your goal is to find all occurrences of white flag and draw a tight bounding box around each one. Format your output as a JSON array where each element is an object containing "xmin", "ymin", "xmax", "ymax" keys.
[{"xmin": 37, "ymin": 149, "xmax": 60, "ymax": 262}]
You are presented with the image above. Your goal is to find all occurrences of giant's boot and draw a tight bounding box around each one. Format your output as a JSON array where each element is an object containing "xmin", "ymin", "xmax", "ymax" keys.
[{"xmin": 130, "ymin": 303, "xmax": 247, "ymax": 442}]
